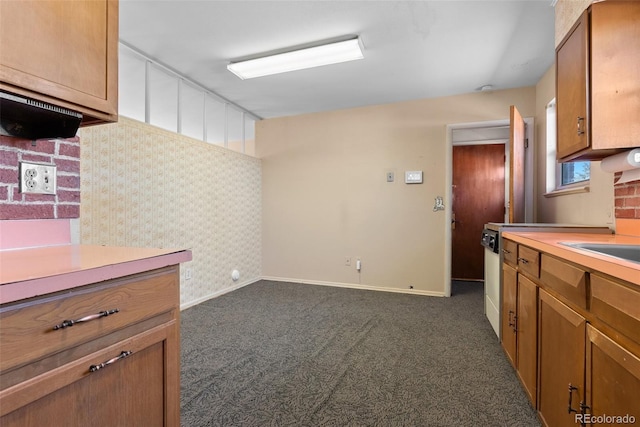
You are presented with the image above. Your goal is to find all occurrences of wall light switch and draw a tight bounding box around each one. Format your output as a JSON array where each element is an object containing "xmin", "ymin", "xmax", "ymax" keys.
[
  {"xmin": 386, "ymin": 172, "xmax": 394, "ymax": 182},
  {"xmin": 19, "ymin": 161, "xmax": 57, "ymax": 194},
  {"xmin": 405, "ymin": 171, "xmax": 423, "ymax": 184}
]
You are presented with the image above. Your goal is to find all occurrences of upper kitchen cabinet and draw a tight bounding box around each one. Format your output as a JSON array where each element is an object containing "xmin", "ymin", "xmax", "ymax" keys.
[
  {"xmin": 556, "ymin": 1, "xmax": 640, "ymax": 162},
  {"xmin": 0, "ymin": 0, "xmax": 118, "ymax": 126}
]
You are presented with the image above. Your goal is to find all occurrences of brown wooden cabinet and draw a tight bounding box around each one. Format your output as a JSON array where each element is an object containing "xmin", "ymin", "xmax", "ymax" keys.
[
  {"xmin": 0, "ymin": 0, "xmax": 118, "ymax": 126},
  {"xmin": 537, "ymin": 289, "xmax": 586, "ymax": 427},
  {"xmin": 500, "ymin": 240, "xmax": 538, "ymax": 406},
  {"xmin": 0, "ymin": 266, "xmax": 180, "ymax": 426},
  {"xmin": 555, "ymin": 1, "xmax": 640, "ymax": 162},
  {"xmin": 502, "ymin": 235, "xmax": 640, "ymax": 427},
  {"xmin": 501, "ymin": 263, "xmax": 517, "ymax": 367},
  {"xmin": 515, "ymin": 274, "xmax": 537, "ymax": 405},
  {"xmin": 585, "ymin": 325, "xmax": 640, "ymax": 424}
]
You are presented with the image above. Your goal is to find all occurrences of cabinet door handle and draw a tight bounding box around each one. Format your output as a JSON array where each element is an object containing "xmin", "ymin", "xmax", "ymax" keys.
[
  {"xmin": 53, "ymin": 308, "xmax": 120, "ymax": 330},
  {"xmin": 517, "ymin": 257, "xmax": 529, "ymax": 265},
  {"xmin": 578, "ymin": 401, "xmax": 590, "ymax": 427},
  {"xmin": 508, "ymin": 310, "xmax": 517, "ymax": 331},
  {"xmin": 502, "ymin": 249, "xmax": 511, "ymax": 255},
  {"xmin": 577, "ymin": 116, "xmax": 585, "ymax": 135},
  {"xmin": 568, "ymin": 383, "xmax": 579, "ymax": 414},
  {"xmin": 89, "ymin": 350, "xmax": 133, "ymax": 372}
]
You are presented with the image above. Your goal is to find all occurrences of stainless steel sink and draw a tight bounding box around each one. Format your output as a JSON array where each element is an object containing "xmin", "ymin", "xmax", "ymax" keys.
[{"xmin": 562, "ymin": 243, "xmax": 640, "ymax": 264}]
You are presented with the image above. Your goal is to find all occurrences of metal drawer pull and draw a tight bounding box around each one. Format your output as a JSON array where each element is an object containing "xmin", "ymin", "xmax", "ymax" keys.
[
  {"xmin": 89, "ymin": 350, "xmax": 133, "ymax": 372},
  {"xmin": 53, "ymin": 308, "xmax": 120, "ymax": 330},
  {"xmin": 577, "ymin": 116, "xmax": 585, "ymax": 135},
  {"xmin": 517, "ymin": 257, "xmax": 529, "ymax": 265},
  {"xmin": 502, "ymin": 249, "xmax": 511, "ymax": 255}
]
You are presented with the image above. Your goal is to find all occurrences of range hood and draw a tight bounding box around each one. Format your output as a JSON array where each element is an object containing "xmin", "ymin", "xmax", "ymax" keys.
[{"xmin": 0, "ymin": 91, "xmax": 82, "ymax": 140}]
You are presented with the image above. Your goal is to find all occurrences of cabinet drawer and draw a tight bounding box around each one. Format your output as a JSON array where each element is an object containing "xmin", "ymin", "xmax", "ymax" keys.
[
  {"xmin": 502, "ymin": 239, "xmax": 518, "ymax": 266},
  {"xmin": 0, "ymin": 267, "xmax": 178, "ymax": 373},
  {"xmin": 0, "ymin": 322, "xmax": 173, "ymax": 420},
  {"xmin": 517, "ymin": 245, "xmax": 540, "ymax": 279},
  {"xmin": 591, "ymin": 274, "xmax": 640, "ymax": 344},
  {"xmin": 540, "ymin": 255, "xmax": 587, "ymax": 309}
]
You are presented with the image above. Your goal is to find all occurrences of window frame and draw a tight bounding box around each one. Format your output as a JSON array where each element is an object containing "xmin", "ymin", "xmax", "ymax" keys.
[{"xmin": 544, "ymin": 98, "xmax": 590, "ymax": 197}]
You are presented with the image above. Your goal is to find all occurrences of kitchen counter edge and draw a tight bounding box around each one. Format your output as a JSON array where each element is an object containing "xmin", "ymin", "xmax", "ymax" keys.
[
  {"xmin": 0, "ymin": 245, "xmax": 192, "ymax": 304},
  {"xmin": 501, "ymin": 231, "xmax": 640, "ymax": 287}
]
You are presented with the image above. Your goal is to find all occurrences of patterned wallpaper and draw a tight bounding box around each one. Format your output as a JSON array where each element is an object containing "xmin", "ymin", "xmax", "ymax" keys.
[
  {"xmin": 555, "ymin": 0, "xmax": 592, "ymax": 47},
  {"xmin": 79, "ymin": 117, "xmax": 262, "ymax": 308}
]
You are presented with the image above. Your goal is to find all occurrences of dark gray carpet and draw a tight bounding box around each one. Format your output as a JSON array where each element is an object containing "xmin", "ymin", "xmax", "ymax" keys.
[{"xmin": 180, "ymin": 280, "xmax": 540, "ymax": 426}]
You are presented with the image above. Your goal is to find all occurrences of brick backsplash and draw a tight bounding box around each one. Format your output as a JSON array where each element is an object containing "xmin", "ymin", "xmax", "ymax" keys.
[
  {"xmin": 614, "ymin": 172, "xmax": 640, "ymax": 220},
  {"xmin": 0, "ymin": 136, "xmax": 80, "ymax": 220}
]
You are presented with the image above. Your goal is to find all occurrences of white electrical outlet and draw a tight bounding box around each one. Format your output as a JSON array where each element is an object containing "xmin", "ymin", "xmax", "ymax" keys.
[
  {"xmin": 19, "ymin": 161, "xmax": 57, "ymax": 195},
  {"xmin": 185, "ymin": 269, "xmax": 192, "ymax": 280}
]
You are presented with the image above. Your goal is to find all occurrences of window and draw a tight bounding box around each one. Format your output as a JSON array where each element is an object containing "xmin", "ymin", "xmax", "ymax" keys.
[
  {"xmin": 561, "ymin": 162, "xmax": 590, "ymax": 186},
  {"xmin": 118, "ymin": 46, "xmax": 146, "ymax": 122},
  {"xmin": 545, "ymin": 99, "xmax": 590, "ymax": 195},
  {"xmin": 118, "ymin": 43, "xmax": 258, "ymax": 156},
  {"xmin": 180, "ymin": 81, "xmax": 205, "ymax": 141}
]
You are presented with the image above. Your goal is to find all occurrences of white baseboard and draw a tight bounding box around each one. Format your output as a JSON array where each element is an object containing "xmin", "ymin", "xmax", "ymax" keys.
[
  {"xmin": 180, "ymin": 277, "xmax": 262, "ymax": 311},
  {"xmin": 261, "ymin": 276, "xmax": 446, "ymax": 297}
]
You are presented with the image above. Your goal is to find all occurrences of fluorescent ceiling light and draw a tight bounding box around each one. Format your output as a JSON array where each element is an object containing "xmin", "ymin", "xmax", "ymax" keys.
[{"xmin": 227, "ymin": 38, "xmax": 364, "ymax": 80}]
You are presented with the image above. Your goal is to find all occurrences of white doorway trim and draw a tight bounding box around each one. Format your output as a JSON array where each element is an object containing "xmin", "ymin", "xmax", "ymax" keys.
[{"xmin": 444, "ymin": 118, "xmax": 534, "ymax": 297}]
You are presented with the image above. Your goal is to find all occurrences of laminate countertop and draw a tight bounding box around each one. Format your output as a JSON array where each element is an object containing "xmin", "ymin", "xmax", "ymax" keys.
[
  {"xmin": 0, "ymin": 245, "xmax": 192, "ymax": 304},
  {"xmin": 502, "ymin": 231, "xmax": 640, "ymax": 286}
]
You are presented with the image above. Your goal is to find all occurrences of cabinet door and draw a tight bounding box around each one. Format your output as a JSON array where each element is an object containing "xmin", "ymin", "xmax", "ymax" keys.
[
  {"xmin": 585, "ymin": 325, "xmax": 640, "ymax": 423},
  {"xmin": 590, "ymin": 1, "xmax": 640, "ymax": 151},
  {"xmin": 501, "ymin": 263, "xmax": 517, "ymax": 367},
  {"xmin": 517, "ymin": 275, "xmax": 537, "ymax": 406},
  {"xmin": 556, "ymin": 10, "xmax": 588, "ymax": 160},
  {"xmin": 0, "ymin": 0, "xmax": 118, "ymax": 123},
  {"xmin": 0, "ymin": 322, "xmax": 179, "ymax": 427},
  {"xmin": 538, "ymin": 289, "xmax": 586, "ymax": 427}
]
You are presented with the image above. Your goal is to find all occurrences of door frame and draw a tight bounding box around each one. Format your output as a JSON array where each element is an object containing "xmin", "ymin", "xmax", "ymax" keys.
[{"xmin": 444, "ymin": 118, "xmax": 534, "ymax": 297}]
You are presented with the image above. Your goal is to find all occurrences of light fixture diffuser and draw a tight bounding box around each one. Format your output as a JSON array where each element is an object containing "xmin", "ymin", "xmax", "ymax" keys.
[{"xmin": 227, "ymin": 38, "xmax": 364, "ymax": 80}]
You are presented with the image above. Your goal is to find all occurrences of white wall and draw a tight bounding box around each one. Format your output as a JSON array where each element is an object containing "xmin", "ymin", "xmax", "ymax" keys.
[{"xmin": 257, "ymin": 87, "xmax": 536, "ymax": 295}]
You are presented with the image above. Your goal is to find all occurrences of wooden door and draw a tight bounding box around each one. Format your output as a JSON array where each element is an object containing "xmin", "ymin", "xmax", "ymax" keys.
[
  {"xmin": 538, "ymin": 289, "xmax": 586, "ymax": 427},
  {"xmin": 517, "ymin": 275, "xmax": 537, "ymax": 406},
  {"xmin": 501, "ymin": 263, "xmax": 517, "ymax": 368},
  {"xmin": 452, "ymin": 144, "xmax": 505, "ymax": 280},
  {"xmin": 509, "ymin": 105, "xmax": 526, "ymax": 223},
  {"xmin": 585, "ymin": 325, "xmax": 640, "ymax": 423}
]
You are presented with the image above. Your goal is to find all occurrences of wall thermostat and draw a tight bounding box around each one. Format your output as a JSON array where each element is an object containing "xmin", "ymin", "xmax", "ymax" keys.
[{"xmin": 405, "ymin": 171, "xmax": 423, "ymax": 184}]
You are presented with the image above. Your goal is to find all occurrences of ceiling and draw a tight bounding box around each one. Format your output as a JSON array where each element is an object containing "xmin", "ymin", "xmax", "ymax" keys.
[{"xmin": 119, "ymin": 0, "xmax": 556, "ymax": 120}]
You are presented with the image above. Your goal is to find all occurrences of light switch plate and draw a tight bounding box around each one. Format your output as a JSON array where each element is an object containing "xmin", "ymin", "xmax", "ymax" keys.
[
  {"xmin": 405, "ymin": 170, "xmax": 423, "ymax": 184},
  {"xmin": 19, "ymin": 161, "xmax": 57, "ymax": 194}
]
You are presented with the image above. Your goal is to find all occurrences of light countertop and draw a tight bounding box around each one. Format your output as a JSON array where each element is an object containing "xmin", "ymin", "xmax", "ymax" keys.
[
  {"xmin": 502, "ymin": 231, "xmax": 640, "ymax": 286},
  {"xmin": 0, "ymin": 245, "xmax": 192, "ymax": 304}
]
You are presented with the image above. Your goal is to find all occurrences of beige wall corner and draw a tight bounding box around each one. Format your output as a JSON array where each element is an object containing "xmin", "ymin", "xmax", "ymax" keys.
[
  {"xmin": 257, "ymin": 88, "xmax": 536, "ymax": 295},
  {"xmin": 79, "ymin": 117, "xmax": 262, "ymax": 307},
  {"xmin": 555, "ymin": 0, "xmax": 593, "ymax": 47}
]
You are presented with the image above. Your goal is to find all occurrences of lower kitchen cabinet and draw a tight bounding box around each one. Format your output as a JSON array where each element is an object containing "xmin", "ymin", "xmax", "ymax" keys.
[
  {"xmin": 538, "ymin": 289, "xmax": 586, "ymax": 427},
  {"xmin": 501, "ymin": 236, "xmax": 640, "ymax": 426},
  {"xmin": 501, "ymin": 264, "xmax": 517, "ymax": 367},
  {"xmin": 500, "ymin": 262, "xmax": 537, "ymax": 405},
  {"xmin": 586, "ymin": 325, "xmax": 640, "ymax": 424},
  {"xmin": 1, "ymin": 324, "xmax": 177, "ymax": 426},
  {"xmin": 0, "ymin": 266, "xmax": 181, "ymax": 426},
  {"xmin": 516, "ymin": 275, "xmax": 537, "ymax": 405}
]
